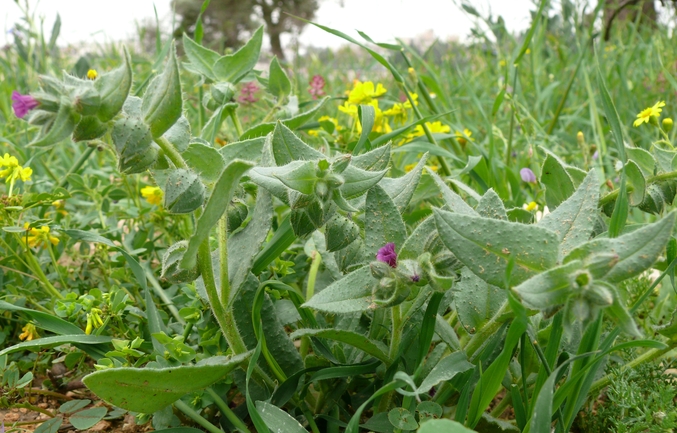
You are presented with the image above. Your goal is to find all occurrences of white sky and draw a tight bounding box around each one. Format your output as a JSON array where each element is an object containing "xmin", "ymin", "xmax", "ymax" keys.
[{"xmin": 1, "ymin": 0, "xmax": 536, "ymax": 48}]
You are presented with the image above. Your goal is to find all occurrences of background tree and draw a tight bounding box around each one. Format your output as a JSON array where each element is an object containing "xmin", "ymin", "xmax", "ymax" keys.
[{"xmin": 172, "ymin": 0, "xmax": 320, "ymax": 60}]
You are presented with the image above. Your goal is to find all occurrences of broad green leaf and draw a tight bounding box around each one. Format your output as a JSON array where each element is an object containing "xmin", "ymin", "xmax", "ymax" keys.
[
  {"xmin": 454, "ymin": 268, "xmax": 506, "ymax": 333},
  {"xmin": 325, "ymin": 213, "xmax": 360, "ymax": 252},
  {"xmin": 428, "ymin": 169, "xmax": 477, "ymax": 216},
  {"xmin": 95, "ymin": 46, "xmax": 133, "ymax": 122},
  {"xmin": 29, "ymin": 100, "xmax": 78, "ymax": 148},
  {"xmin": 182, "ymin": 141, "xmax": 225, "ymax": 183},
  {"xmin": 213, "ymin": 26, "xmax": 263, "ymax": 83},
  {"xmin": 626, "ymin": 145, "xmax": 656, "ymax": 176},
  {"xmin": 389, "ymin": 408, "xmax": 418, "ymax": 430},
  {"xmin": 609, "ymin": 175, "xmax": 629, "ymax": 238},
  {"xmin": 182, "ymin": 33, "xmax": 219, "ymax": 80},
  {"xmin": 272, "ymin": 122, "xmax": 324, "ymax": 165},
  {"xmin": 624, "ymin": 160, "xmax": 646, "ymax": 206},
  {"xmin": 653, "ymin": 146, "xmax": 677, "ymax": 172},
  {"xmin": 70, "ymin": 407, "xmax": 108, "ymax": 430},
  {"xmin": 256, "ymin": 401, "xmax": 306, "ymax": 433},
  {"xmin": 540, "ymin": 148, "xmax": 575, "ymax": 209},
  {"xmin": 59, "ymin": 399, "xmax": 91, "ymax": 414},
  {"xmin": 0, "ymin": 301, "xmax": 83, "ymax": 335},
  {"xmin": 0, "ymin": 335, "xmax": 112, "ymax": 357},
  {"xmin": 302, "ymin": 266, "xmax": 375, "ymax": 313},
  {"xmin": 290, "ymin": 328, "xmax": 390, "ymax": 364},
  {"xmin": 415, "ymin": 352, "xmax": 473, "ymax": 394},
  {"xmin": 83, "ymin": 353, "xmax": 250, "ymax": 413},
  {"xmin": 267, "ymin": 57, "xmax": 291, "ymax": 100},
  {"xmin": 417, "ymin": 401, "xmax": 444, "ymax": 424},
  {"xmin": 353, "ymin": 104, "xmax": 375, "ymax": 154},
  {"xmin": 379, "ymin": 152, "xmax": 429, "ymax": 211},
  {"xmin": 400, "ymin": 215, "xmax": 437, "ymax": 260},
  {"xmin": 417, "ymin": 419, "xmax": 477, "ymax": 433},
  {"xmin": 507, "ymin": 208, "xmax": 534, "ymax": 224},
  {"xmin": 435, "ymin": 315, "xmax": 461, "ymax": 351},
  {"xmin": 512, "ymin": 260, "xmax": 582, "ymax": 310},
  {"xmin": 274, "ymin": 160, "xmax": 317, "ymax": 195},
  {"xmin": 34, "ymin": 418, "xmax": 62, "ymax": 433},
  {"xmin": 538, "ymin": 170, "xmax": 599, "ymax": 258},
  {"xmin": 180, "ymin": 160, "xmax": 253, "ymax": 271},
  {"xmin": 220, "ymin": 136, "xmax": 266, "ymax": 163},
  {"xmin": 340, "ymin": 165, "xmax": 387, "ymax": 199},
  {"xmin": 163, "ymin": 116, "xmax": 191, "ymax": 152},
  {"xmin": 434, "ymin": 208, "xmax": 559, "ymax": 288},
  {"xmin": 476, "ymin": 189, "xmax": 507, "ymax": 220},
  {"xmin": 604, "ymin": 282, "xmax": 641, "ymax": 337},
  {"xmin": 351, "ymin": 143, "xmax": 391, "ymax": 171},
  {"xmin": 365, "ymin": 185, "xmax": 407, "ymax": 258},
  {"xmin": 564, "ymin": 211, "xmax": 676, "ymax": 283},
  {"xmin": 567, "ymin": 166, "xmax": 588, "ymax": 188},
  {"xmin": 142, "ymin": 43, "xmax": 182, "ymax": 138}
]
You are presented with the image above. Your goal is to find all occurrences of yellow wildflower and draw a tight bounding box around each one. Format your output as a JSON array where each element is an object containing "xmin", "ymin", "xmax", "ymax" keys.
[
  {"xmin": 403, "ymin": 93, "xmax": 418, "ymax": 109},
  {"xmin": 633, "ymin": 101, "xmax": 665, "ymax": 127},
  {"xmin": 405, "ymin": 163, "xmax": 438, "ymax": 173},
  {"xmin": 87, "ymin": 69, "xmax": 98, "ymax": 80},
  {"xmin": 383, "ymin": 103, "xmax": 408, "ymax": 125},
  {"xmin": 0, "ymin": 153, "xmax": 32, "ymax": 183},
  {"xmin": 346, "ymin": 81, "xmax": 387, "ymax": 105},
  {"xmin": 455, "ymin": 129, "xmax": 473, "ymax": 146},
  {"xmin": 409, "ymin": 121, "xmax": 451, "ymax": 139},
  {"xmin": 24, "ymin": 223, "xmax": 59, "ymax": 248},
  {"xmin": 85, "ymin": 308, "xmax": 105, "ymax": 335},
  {"xmin": 141, "ymin": 186, "xmax": 163, "ymax": 206},
  {"xmin": 499, "ymin": 60, "xmax": 507, "ymax": 67},
  {"xmin": 340, "ymin": 100, "xmax": 391, "ymax": 134},
  {"xmin": 51, "ymin": 200, "xmax": 68, "ymax": 217},
  {"xmin": 19, "ymin": 323, "xmax": 39, "ymax": 341},
  {"xmin": 663, "ymin": 118, "xmax": 673, "ymax": 133},
  {"xmin": 523, "ymin": 201, "xmax": 539, "ymax": 212}
]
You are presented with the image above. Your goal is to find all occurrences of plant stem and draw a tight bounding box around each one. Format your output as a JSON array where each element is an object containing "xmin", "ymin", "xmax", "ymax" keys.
[
  {"xmin": 301, "ymin": 250, "xmax": 322, "ymax": 358},
  {"xmin": 218, "ymin": 215, "xmax": 230, "ymax": 307},
  {"xmin": 464, "ymin": 301, "xmax": 510, "ymax": 358},
  {"xmin": 174, "ymin": 400, "xmax": 223, "ymax": 433},
  {"xmin": 389, "ymin": 305, "xmax": 403, "ymax": 361},
  {"xmin": 24, "ymin": 246, "xmax": 63, "ymax": 299},
  {"xmin": 205, "ymin": 388, "xmax": 251, "ymax": 433},
  {"xmin": 145, "ymin": 267, "xmax": 185, "ymax": 325},
  {"xmin": 47, "ymin": 244, "xmax": 68, "ymax": 290},
  {"xmin": 154, "ymin": 136, "xmax": 187, "ymax": 169},
  {"xmin": 599, "ymin": 169, "xmax": 677, "ymax": 206},
  {"xmin": 197, "ymin": 239, "xmax": 248, "ymax": 355},
  {"xmin": 230, "ymin": 110, "xmax": 245, "ymax": 137}
]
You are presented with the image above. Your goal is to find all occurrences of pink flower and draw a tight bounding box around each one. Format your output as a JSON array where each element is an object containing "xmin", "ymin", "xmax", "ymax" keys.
[
  {"xmin": 520, "ymin": 167, "xmax": 537, "ymax": 184},
  {"xmin": 238, "ymin": 82, "xmax": 260, "ymax": 104},
  {"xmin": 11, "ymin": 91, "xmax": 39, "ymax": 118},
  {"xmin": 376, "ymin": 242, "xmax": 397, "ymax": 268},
  {"xmin": 308, "ymin": 74, "xmax": 326, "ymax": 99}
]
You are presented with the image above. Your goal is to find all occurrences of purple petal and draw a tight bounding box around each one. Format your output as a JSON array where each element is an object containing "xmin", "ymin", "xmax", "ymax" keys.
[
  {"xmin": 376, "ymin": 242, "xmax": 397, "ymax": 268},
  {"xmin": 11, "ymin": 91, "xmax": 39, "ymax": 118},
  {"xmin": 520, "ymin": 167, "xmax": 537, "ymax": 184},
  {"xmin": 592, "ymin": 151, "xmax": 599, "ymax": 160},
  {"xmin": 411, "ymin": 274, "xmax": 420, "ymax": 283}
]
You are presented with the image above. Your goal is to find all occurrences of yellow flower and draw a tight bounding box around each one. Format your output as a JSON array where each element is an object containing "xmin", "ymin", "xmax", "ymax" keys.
[
  {"xmin": 50, "ymin": 199, "xmax": 68, "ymax": 217},
  {"xmin": 0, "ymin": 153, "xmax": 32, "ymax": 183},
  {"xmin": 523, "ymin": 201, "xmax": 539, "ymax": 212},
  {"xmin": 85, "ymin": 308, "xmax": 105, "ymax": 335},
  {"xmin": 408, "ymin": 121, "xmax": 451, "ymax": 140},
  {"xmin": 455, "ymin": 129, "xmax": 473, "ymax": 146},
  {"xmin": 405, "ymin": 163, "xmax": 438, "ymax": 173},
  {"xmin": 141, "ymin": 186, "xmax": 163, "ymax": 206},
  {"xmin": 403, "ymin": 93, "xmax": 418, "ymax": 109},
  {"xmin": 499, "ymin": 60, "xmax": 507, "ymax": 67},
  {"xmin": 346, "ymin": 81, "xmax": 387, "ymax": 104},
  {"xmin": 87, "ymin": 69, "xmax": 98, "ymax": 80},
  {"xmin": 633, "ymin": 101, "xmax": 665, "ymax": 127},
  {"xmin": 19, "ymin": 323, "xmax": 39, "ymax": 341},
  {"xmin": 24, "ymin": 223, "xmax": 59, "ymax": 248},
  {"xmin": 383, "ymin": 103, "xmax": 408, "ymax": 125},
  {"xmin": 340, "ymin": 100, "xmax": 391, "ymax": 134}
]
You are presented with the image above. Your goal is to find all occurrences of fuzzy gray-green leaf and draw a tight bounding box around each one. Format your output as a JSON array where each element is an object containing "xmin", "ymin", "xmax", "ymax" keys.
[
  {"xmin": 365, "ymin": 185, "xmax": 407, "ymax": 259},
  {"xmin": 302, "ymin": 266, "xmax": 375, "ymax": 313}
]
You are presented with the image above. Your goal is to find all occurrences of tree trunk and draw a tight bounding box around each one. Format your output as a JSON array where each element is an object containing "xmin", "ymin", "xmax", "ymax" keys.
[
  {"xmin": 604, "ymin": 0, "xmax": 657, "ymax": 40},
  {"xmin": 269, "ymin": 27, "xmax": 286, "ymax": 60}
]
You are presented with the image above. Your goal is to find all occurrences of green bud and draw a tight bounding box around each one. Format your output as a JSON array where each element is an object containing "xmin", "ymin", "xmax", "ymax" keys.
[
  {"xmin": 202, "ymin": 93, "xmax": 219, "ymax": 111},
  {"xmin": 111, "ymin": 116, "xmax": 158, "ymax": 174},
  {"xmin": 325, "ymin": 213, "xmax": 360, "ymax": 252},
  {"xmin": 330, "ymin": 154, "xmax": 351, "ymax": 174},
  {"xmin": 211, "ymin": 82, "xmax": 236, "ymax": 105},
  {"xmin": 574, "ymin": 270, "xmax": 591, "ymax": 288},
  {"xmin": 161, "ymin": 241, "xmax": 200, "ymax": 284},
  {"xmin": 73, "ymin": 85, "xmax": 101, "ymax": 116},
  {"xmin": 370, "ymin": 261, "xmax": 392, "ymax": 279},
  {"xmin": 663, "ymin": 118, "xmax": 673, "ymax": 133},
  {"xmin": 315, "ymin": 181, "xmax": 329, "ymax": 199},
  {"xmin": 72, "ymin": 116, "xmax": 109, "ymax": 142},
  {"xmin": 660, "ymin": 180, "xmax": 677, "ymax": 206},
  {"xmin": 585, "ymin": 283, "xmax": 613, "ymax": 307},
  {"xmin": 164, "ymin": 169, "xmax": 206, "ymax": 214},
  {"xmin": 325, "ymin": 173, "xmax": 344, "ymax": 189},
  {"xmin": 227, "ymin": 200, "xmax": 249, "ymax": 232},
  {"xmin": 95, "ymin": 47, "xmax": 133, "ymax": 122},
  {"xmin": 639, "ymin": 184, "xmax": 666, "ymax": 215}
]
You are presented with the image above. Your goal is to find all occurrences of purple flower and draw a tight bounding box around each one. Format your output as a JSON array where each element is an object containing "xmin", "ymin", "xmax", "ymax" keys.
[
  {"xmin": 11, "ymin": 91, "xmax": 38, "ymax": 118},
  {"xmin": 592, "ymin": 150, "xmax": 599, "ymax": 160},
  {"xmin": 376, "ymin": 242, "xmax": 397, "ymax": 268},
  {"xmin": 411, "ymin": 274, "xmax": 420, "ymax": 283},
  {"xmin": 308, "ymin": 74, "xmax": 326, "ymax": 99},
  {"xmin": 520, "ymin": 167, "xmax": 537, "ymax": 184},
  {"xmin": 238, "ymin": 82, "xmax": 260, "ymax": 104}
]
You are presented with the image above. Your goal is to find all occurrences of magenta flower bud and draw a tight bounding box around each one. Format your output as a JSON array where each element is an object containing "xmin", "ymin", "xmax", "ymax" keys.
[
  {"xmin": 520, "ymin": 167, "xmax": 537, "ymax": 184},
  {"xmin": 308, "ymin": 74, "xmax": 326, "ymax": 99},
  {"xmin": 238, "ymin": 82, "xmax": 260, "ymax": 104},
  {"xmin": 592, "ymin": 150, "xmax": 599, "ymax": 160},
  {"xmin": 376, "ymin": 242, "xmax": 397, "ymax": 268},
  {"xmin": 11, "ymin": 91, "xmax": 39, "ymax": 118}
]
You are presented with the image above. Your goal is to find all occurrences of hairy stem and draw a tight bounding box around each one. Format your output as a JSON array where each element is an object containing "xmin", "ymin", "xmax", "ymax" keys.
[{"xmin": 154, "ymin": 136, "xmax": 187, "ymax": 169}]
